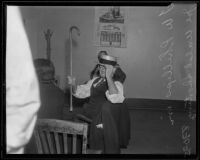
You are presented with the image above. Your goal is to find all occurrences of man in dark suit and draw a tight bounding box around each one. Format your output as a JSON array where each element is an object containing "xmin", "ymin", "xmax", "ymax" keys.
[
  {"xmin": 24, "ymin": 59, "xmax": 66, "ymax": 153},
  {"xmin": 33, "ymin": 59, "xmax": 66, "ymax": 119}
]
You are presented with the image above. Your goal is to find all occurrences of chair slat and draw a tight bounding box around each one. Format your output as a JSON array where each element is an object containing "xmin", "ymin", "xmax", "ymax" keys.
[
  {"xmin": 39, "ymin": 130, "xmax": 49, "ymax": 153},
  {"xmin": 72, "ymin": 134, "xmax": 77, "ymax": 154},
  {"xmin": 54, "ymin": 132, "xmax": 61, "ymax": 154},
  {"xmin": 34, "ymin": 130, "xmax": 43, "ymax": 154},
  {"xmin": 82, "ymin": 125, "xmax": 88, "ymax": 154},
  {"xmin": 63, "ymin": 133, "xmax": 68, "ymax": 154},
  {"xmin": 46, "ymin": 131, "xmax": 54, "ymax": 154}
]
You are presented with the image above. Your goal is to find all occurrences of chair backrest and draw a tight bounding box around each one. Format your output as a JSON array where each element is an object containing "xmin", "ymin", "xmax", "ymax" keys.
[{"xmin": 34, "ymin": 119, "xmax": 88, "ymax": 154}]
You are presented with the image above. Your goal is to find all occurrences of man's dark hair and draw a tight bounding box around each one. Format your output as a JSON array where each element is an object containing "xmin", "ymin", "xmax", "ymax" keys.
[{"xmin": 34, "ymin": 58, "xmax": 55, "ymax": 81}]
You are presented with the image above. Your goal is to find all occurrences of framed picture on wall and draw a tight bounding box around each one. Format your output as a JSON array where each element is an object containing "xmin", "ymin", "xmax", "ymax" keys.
[{"xmin": 94, "ymin": 6, "xmax": 128, "ymax": 48}]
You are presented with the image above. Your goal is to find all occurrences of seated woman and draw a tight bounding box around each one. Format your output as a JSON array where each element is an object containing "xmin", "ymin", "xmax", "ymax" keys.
[
  {"xmin": 90, "ymin": 51, "xmax": 130, "ymax": 148},
  {"xmin": 68, "ymin": 54, "xmax": 130, "ymax": 153}
]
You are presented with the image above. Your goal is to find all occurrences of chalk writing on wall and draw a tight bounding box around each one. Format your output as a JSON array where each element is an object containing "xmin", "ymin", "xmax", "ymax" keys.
[
  {"xmin": 161, "ymin": 18, "xmax": 174, "ymax": 30},
  {"xmin": 181, "ymin": 4, "xmax": 196, "ymax": 155},
  {"xmin": 158, "ymin": 3, "xmax": 176, "ymax": 126},
  {"xmin": 183, "ymin": 6, "xmax": 196, "ymax": 118},
  {"xmin": 158, "ymin": 3, "xmax": 174, "ymax": 17},
  {"xmin": 167, "ymin": 106, "xmax": 174, "ymax": 126},
  {"xmin": 181, "ymin": 125, "xmax": 191, "ymax": 155},
  {"xmin": 182, "ymin": 10, "xmax": 196, "ymax": 120},
  {"xmin": 183, "ymin": 5, "xmax": 197, "ymax": 23}
]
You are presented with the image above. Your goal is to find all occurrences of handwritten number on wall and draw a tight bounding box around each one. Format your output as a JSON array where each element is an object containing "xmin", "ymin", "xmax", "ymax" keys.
[{"xmin": 181, "ymin": 125, "xmax": 191, "ymax": 155}]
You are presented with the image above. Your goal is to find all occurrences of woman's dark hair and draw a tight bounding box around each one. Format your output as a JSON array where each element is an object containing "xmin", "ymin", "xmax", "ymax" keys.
[
  {"xmin": 113, "ymin": 66, "xmax": 126, "ymax": 84},
  {"xmin": 90, "ymin": 64, "xmax": 100, "ymax": 79},
  {"xmin": 34, "ymin": 58, "xmax": 55, "ymax": 81}
]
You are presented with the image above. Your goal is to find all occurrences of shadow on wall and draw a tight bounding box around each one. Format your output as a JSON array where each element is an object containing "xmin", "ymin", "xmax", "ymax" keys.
[{"xmin": 19, "ymin": 7, "xmax": 36, "ymax": 57}]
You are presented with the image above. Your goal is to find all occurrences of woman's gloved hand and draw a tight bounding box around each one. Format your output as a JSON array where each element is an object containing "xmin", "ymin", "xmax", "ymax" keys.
[
  {"xmin": 67, "ymin": 76, "xmax": 76, "ymax": 85},
  {"xmin": 105, "ymin": 64, "xmax": 116, "ymax": 79}
]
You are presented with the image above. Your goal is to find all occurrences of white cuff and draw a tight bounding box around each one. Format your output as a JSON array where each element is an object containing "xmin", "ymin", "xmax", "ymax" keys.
[
  {"xmin": 105, "ymin": 81, "xmax": 125, "ymax": 103},
  {"xmin": 74, "ymin": 85, "xmax": 90, "ymax": 98},
  {"xmin": 74, "ymin": 77, "xmax": 97, "ymax": 98}
]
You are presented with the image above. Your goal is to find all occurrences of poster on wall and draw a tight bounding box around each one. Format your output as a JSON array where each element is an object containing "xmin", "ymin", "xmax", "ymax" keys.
[{"xmin": 94, "ymin": 6, "xmax": 128, "ymax": 48}]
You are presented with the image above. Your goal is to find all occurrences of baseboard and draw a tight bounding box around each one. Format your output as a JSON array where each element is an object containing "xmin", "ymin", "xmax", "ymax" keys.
[{"xmin": 124, "ymin": 98, "xmax": 196, "ymax": 112}]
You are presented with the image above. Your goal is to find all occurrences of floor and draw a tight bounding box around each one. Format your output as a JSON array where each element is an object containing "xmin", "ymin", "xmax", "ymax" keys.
[{"xmin": 120, "ymin": 109, "xmax": 196, "ymax": 154}]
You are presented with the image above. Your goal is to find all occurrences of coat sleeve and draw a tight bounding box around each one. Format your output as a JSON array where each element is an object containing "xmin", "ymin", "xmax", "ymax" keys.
[
  {"xmin": 73, "ymin": 77, "xmax": 97, "ymax": 99},
  {"xmin": 6, "ymin": 6, "xmax": 40, "ymax": 154},
  {"xmin": 105, "ymin": 81, "xmax": 125, "ymax": 103}
]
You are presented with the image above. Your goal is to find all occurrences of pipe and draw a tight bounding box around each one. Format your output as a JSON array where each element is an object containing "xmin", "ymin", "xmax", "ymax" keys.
[{"xmin": 69, "ymin": 26, "xmax": 80, "ymax": 112}]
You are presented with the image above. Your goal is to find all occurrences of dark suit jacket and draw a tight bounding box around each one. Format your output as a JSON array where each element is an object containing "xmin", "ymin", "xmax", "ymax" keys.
[
  {"xmin": 24, "ymin": 82, "xmax": 66, "ymax": 154},
  {"xmin": 37, "ymin": 82, "xmax": 66, "ymax": 119}
]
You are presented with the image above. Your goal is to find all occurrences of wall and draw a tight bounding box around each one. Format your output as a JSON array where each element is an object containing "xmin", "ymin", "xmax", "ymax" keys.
[
  {"xmin": 20, "ymin": 4, "xmax": 196, "ymax": 101},
  {"xmin": 20, "ymin": 6, "xmax": 39, "ymax": 59}
]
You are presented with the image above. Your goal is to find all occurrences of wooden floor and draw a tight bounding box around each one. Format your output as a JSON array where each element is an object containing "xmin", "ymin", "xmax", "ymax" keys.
[{"xmin": 120, "ymin": 109, "xmax": 196, "ymax": 154}]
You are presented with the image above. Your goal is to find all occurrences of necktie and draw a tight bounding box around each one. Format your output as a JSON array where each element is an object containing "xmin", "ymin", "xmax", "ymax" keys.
[{"xmin": 93, "ymin": 78, "xmax": 105, "ymax": 87}]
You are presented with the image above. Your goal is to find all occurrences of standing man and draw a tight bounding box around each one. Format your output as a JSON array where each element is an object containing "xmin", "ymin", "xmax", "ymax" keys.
[{"xmin": 6, "ymin": 6, "xmax": 40, "ymax": 154}]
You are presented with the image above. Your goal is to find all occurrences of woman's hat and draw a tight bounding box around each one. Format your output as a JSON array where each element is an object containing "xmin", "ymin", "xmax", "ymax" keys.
[{"xmin": 98, "ymin": 55, "xmax": 117, "ymax": 66}]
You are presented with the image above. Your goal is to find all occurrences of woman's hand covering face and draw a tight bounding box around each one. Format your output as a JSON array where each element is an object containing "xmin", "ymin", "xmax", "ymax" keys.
[{"xmin": 105, "ymin": 64, "xmax": 116, "ymax": 79}]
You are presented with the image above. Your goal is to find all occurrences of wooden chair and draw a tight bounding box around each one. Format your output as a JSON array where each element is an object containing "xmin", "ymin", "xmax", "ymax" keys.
[{"xmin": 34, "ymin": 119, "xmax": 101, "ymax": 154}]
